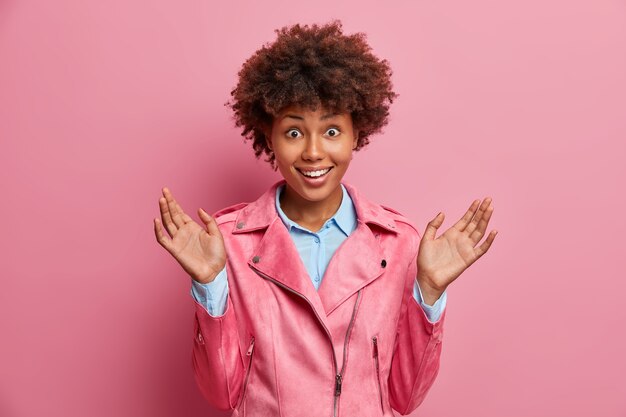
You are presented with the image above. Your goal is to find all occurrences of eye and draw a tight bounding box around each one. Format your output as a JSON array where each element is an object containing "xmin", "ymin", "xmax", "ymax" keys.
[
  {"xmin": 326, "ymin": 127, "xmax": 341, "ymax": 137},
  {"xmin": 286, "ymin": 128, "xmax": 302, "ymax": 139}
]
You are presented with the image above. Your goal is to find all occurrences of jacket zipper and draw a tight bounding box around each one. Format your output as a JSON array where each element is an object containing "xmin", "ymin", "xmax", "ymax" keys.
[
  {"xmin": 372, "ymin": 336, "xmax": 384, "ymax": 414},
  {"xmin": 237, "ymin": 336, "xmax": 256, "ymax": 411},
  {"xmin": 250, "ymin": 264, "xmax": 361, "ymax": 417},
  {"xmin": 334, "ymin": 289, "xmax": 361, "ymax": 416}
]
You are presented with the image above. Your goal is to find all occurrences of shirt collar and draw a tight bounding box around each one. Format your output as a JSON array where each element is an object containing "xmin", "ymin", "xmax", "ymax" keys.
[
  {"xmin": 231, "ymin": 179, "xmax": 398, "ymax": 235},
  {"xmin": 275, "ymin": 183, "xmax": 358, "ymax": 236}
]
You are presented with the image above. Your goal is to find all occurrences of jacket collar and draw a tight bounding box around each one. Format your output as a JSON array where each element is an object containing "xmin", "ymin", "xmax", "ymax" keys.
[
  {"xmin": 234, "ymin": 179, "xmax": 399, "ymax": 318},
  {"xmin": 232, "ymin": 179, "xmax": 398, "ymax": 235}
]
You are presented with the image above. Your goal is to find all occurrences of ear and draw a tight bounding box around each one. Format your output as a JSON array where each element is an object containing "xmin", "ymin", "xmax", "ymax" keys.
[{"xmin": 263, "ymin": 127, "xmax": 273, "ymax": 151}]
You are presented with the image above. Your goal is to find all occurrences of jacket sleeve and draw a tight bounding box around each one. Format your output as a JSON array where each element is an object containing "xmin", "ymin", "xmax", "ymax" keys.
[
  {"xmin": 388, "ymin": 247, "xmax": 446, "ymax": 415},
  {"xmin": 191, "ymin": 287, "xmax": 245, "ymax": 411}
]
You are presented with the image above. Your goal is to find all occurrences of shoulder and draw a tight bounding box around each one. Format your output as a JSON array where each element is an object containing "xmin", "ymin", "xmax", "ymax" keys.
[
  {"xmin": 378, "ymin": 203, "xmax": 422, "ymax": 258},
  {"xmin": 379, "ymin": 204, "xmax": 421, "ymax": 237},
  {"xmin": 211, "ymin": 202, "xmax": 249, "ymax": 225},
  {"xmin": 369, "ymin": 202, "xmax": 421, "ymax": 260},
  {"xmin": 345, "ymin": 181, "xmax": 421, "ymax": 240}
]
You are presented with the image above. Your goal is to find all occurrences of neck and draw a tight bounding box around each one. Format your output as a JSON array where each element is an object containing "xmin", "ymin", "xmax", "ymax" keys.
[{"xmin": 280, "ymin": 184, "xmax": 343, "ymax": 226}]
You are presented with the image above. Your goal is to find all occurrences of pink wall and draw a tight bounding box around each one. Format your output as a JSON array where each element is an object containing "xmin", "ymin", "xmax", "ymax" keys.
[{"xmin": 1, "ymin": 0, "xmax": 625, "ymax": 416}]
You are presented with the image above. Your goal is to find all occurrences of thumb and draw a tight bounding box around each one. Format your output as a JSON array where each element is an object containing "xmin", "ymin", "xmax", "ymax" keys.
[
  {"xmin": 423, "ymin": 212, "xmax": 444, "ymax": 241},
  {"xmin": 198, "ymin": 208, "xmax": 221, "ymax": 236}
]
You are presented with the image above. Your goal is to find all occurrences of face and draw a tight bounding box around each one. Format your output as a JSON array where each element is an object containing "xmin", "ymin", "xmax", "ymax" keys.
[{"xmin": 266, "ymin": 105, "xmax": 358, "ymax": 209}]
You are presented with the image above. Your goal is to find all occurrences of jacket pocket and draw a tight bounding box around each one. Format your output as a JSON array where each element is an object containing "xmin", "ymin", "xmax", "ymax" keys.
[
  {"xmin": 372, "ymin": 335, "xmax": 384, "ymax": 415},
  {"xmin": 236, "ymin": 336, "xmax": 256, "ymax": 413}
]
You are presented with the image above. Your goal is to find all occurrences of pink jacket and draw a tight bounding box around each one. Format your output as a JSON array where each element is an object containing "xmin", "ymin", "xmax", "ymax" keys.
[{"xmin": 191, "ymin": 180, "xmax": 446, "ymax": 417}]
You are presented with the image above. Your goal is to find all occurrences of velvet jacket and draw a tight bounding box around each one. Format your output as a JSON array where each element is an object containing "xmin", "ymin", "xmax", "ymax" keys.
[{"xmin": 191, "ymin": 179, "xmax": 446, "ymax": 417}]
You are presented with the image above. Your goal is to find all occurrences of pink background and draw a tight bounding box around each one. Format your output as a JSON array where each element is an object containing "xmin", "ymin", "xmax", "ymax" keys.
[{"xmin": 1, "ymin": 0, "xmax": 625, "ymax": 416}]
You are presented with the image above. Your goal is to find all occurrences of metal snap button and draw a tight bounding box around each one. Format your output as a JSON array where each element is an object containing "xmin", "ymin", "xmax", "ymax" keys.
[
  {"xmin": 252, "ymin": 256, "xmax": 260, "ymax": 263},
  {"xmin": 236, "ymin": 222, "xmax": 245, "ymax": 229}
]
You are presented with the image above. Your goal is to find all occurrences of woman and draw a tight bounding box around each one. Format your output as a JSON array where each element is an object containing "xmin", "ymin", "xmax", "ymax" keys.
[{"xmin": 154, "ymin": 20, "xmax": 497, "ymax": 416}]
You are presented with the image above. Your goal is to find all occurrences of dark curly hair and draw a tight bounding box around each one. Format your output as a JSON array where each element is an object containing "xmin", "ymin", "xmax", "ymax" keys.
[{"xmin": 225, "ymin": 19, "xmax": 399, "ymax": 169}]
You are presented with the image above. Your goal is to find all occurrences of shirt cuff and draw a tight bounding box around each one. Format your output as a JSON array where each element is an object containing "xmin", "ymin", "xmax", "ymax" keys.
[
  {"xmin": 190, "ymin": 266, "xmax": 229, "ymax": 317},
  {"xmin": 413, "ymin": 278, "xmax": 447, "ymax": 323}
]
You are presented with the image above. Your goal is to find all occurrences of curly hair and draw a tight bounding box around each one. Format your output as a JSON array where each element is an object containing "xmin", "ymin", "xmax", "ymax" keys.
[{"xmin": 225, "ymin": 19, "xmax": 399, "ymax": 169}]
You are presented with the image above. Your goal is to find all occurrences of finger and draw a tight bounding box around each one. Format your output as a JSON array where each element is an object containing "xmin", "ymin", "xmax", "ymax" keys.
[
  {"xmin": 163, "ymin": 187, "xmax": 186, "ymax": 229},
  {"xmin": 423, "ymin": 212, "xmax": 445, "ymax": 241},
  {"xmin": 159, "ymin": 195, "xmax": 177, "ymax": 237},
  {"xmin": 453, "ymin": 199, "xmax": 480, "ymax": 232},
  {"xmin": 199, "ymin": 208, "xmax": 222, "ymax": 236},
  {"xmin": 154, "ymin": 217, "xmax": 173, "ymax": 252},
  {"xmin": 176, "ymin": 201, "xmax": 194, "ymax": 224},
  {"xmin": 474, "ymin": 230, "xmax": 498, "ymax": 258},
  {"xmin": 465, "ymin": 197, "xmax": 492, "ymax": 235},
  {"xmin": 469, "ymin": 202, "xmax": 494, "ymax": 244}
]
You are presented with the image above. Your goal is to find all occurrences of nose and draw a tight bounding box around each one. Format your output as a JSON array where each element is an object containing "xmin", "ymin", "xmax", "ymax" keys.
[{"xmin": 301, "ymin": 134, "xmax": 325, "ymax": 161}]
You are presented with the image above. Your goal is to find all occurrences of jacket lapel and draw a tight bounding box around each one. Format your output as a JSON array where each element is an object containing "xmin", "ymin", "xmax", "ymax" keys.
[
  {"xmin": 246, "ymin": 216, "xmax": 328, "ymax": 321},
  {"xmin": 316, "ymin": 221, "xmax": 386, "ymax": 315},
  {"xmin": 316, "ymin": 182, "xmax": 401, "ymax": 315},
  {"xmin": 232, "ymin": 180, "xmax": 402, "ymax": 319},
  {"xmin": 233, "ymin": 180, "xmax": 328, "ymax": 321}
]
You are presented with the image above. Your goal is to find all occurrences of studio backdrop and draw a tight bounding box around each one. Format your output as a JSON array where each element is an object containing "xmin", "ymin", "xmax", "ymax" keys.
[{"xmin": 1, "ymin": 0, "xmax": 624, "ymax": 416}]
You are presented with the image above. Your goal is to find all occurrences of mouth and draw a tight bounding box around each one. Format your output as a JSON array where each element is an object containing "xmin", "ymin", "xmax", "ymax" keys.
[{"xmin": 296, "ymin": 167, "xmax": 333, "ymax": 179}]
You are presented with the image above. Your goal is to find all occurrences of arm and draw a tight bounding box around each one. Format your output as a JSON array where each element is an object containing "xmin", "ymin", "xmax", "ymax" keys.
[
  {"xmin": 191, "ymin": 268, "xmax": 245, "ymax": 411},
  {"xmin": 153, "ymin": 187, "xmax": 245, "ymax": 411},
  {"xmin": 389, "ymin": 197, "xmax": 497, "ymax": 414},
  {"xmin": 388, "ymin": 255, "xmax": 446, "ymax": 415}
]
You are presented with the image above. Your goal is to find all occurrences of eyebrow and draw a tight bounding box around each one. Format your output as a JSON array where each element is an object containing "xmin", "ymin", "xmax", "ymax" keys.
[{"xmin": 282, "ymin": 113, "xmax": 338, "ymax": 121}]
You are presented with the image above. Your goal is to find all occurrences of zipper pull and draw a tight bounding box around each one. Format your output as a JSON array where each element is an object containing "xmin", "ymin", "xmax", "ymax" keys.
[
  {"xmin": 334, "ymin": 374, "xmax": 342, "ymax": 396},
  {"xmin": 372, "ymin": 336, "xmax": 378, "ymax": 358},
  {"xmin": 247, "ymin": 337, "xmax": 255, "ymax": 356}
]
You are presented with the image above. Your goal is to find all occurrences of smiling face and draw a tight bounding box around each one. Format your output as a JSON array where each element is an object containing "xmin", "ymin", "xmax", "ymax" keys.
[{"xmin": 266, "ymin": 105, "xmax": 358, "ymax": 218}]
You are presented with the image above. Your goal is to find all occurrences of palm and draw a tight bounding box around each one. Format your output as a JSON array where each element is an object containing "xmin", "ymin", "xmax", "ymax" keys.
[
  {"xmin": 169, "ymin": 221, "xmax": 226, "ymax": 279},
  {"xmin": 154, "ymin": 187, "xmax": 226, "ymax": 283},
  {"xmin": 417, "ymin": 197, "xmax": 497, "ymax": 291}
]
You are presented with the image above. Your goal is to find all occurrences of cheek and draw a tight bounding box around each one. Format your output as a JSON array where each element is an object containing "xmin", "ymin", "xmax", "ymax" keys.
[
  {"xmin": 274, "ymin": 150, "xmax": 299, "ymax": 173},
  {"xmin": 271, "ymin": 143, "xmax": 293, "ymax": 163},
  {"xmin": 330, "ymin": 144, "xmax": 355, "ymax": 163}
]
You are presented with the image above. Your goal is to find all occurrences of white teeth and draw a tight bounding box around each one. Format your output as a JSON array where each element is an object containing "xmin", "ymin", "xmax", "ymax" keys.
[{"xmin": 300, "ymin": 168, "xmax": 331, "ymax": 178}]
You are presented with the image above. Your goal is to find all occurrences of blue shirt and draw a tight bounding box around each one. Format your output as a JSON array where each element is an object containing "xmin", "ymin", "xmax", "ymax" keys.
[{"xmin": 191, "ymin": 184, "xmax": 447, "ymax": 322}]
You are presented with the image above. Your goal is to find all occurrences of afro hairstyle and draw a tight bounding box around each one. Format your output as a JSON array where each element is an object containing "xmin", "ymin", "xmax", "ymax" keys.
[{"xmin": 225, "ymin": 19, "xmax": 399, "ymax": 170}]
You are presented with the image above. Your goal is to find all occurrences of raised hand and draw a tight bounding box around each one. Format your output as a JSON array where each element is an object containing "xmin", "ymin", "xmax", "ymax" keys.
[
  {"xmin": 154, "ymin": 187, "xmax": 227, "ymax": 284},
  {"xmin": 416, "ymin": 197, "xmax": 497, "ymax": 303}
]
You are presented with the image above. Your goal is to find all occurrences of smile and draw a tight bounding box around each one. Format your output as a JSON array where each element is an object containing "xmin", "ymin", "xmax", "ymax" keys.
[{"xmin": 297, "ymin": 167, "xmax": 332, "ymax": 178}]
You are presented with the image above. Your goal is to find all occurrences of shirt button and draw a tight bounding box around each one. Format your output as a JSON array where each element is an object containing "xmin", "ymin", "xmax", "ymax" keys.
[
  {"xmin": 381, "ymin": 259, "xmax": 387, "ymax": 268},
  {"xmin": 314, "ymin": 237, "xmax": 320, "ymax": 244},
  {"xmin": 252, "ymin": 256, "xmax": 260, "ymax": 263}
]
